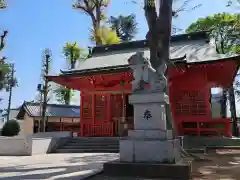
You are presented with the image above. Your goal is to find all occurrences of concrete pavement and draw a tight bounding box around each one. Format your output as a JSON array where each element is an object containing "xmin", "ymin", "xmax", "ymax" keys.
[{"xmin": 0, "ymin": 153, "xmax": 119, "ymax": 180}]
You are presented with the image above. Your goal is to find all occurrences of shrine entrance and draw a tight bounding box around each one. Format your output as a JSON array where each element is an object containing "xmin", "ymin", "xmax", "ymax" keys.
[
  {"xmin": 47, "ymin": 32, "xmax": 240, "ymax": 137},
  {"xmin": 126, "ymin": 95, "xmax": 134, "ymax": 118},
  {"xmin": 168, "ymin": 57, "xmax": 240, "ymax": 137},
  {"xmin": 80, "ymin": 92, "xmax": 134, "ymax": 137},
  {"xmin": 48, "ymin": 55, "xmax": 240, "ymax": 137}
]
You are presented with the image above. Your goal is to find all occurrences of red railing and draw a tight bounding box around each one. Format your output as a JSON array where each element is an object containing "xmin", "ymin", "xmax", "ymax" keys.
[
  {"xmin": 81, "ymin": 122, "xmax": 114, "ymax": 136},
  {"xmin": 179, "ymin": 118, "xmax": 231, "ymax": 137},
  {"xmin": 46, "ymin": 122, "xmax": 81, "ymax": 136}
]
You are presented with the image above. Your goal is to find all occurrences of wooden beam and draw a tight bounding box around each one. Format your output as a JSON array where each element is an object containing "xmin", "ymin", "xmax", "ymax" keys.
[{"xmin": 86, "ymin": 90, "xmax": 132, "ymax": 94}]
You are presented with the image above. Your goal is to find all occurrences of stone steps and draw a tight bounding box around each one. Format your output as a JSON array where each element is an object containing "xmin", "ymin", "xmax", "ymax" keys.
[
  {"xmin": 185, "ymin": 148, "xmax": 206, "ymax": 154},
  {"xmin": 55, "ymin": 148, "xmax": 119, "ymax": 153},
  {"xmin": 63, "ymin": 145, "xmax": 119, "ymax": 149},
  {"xmin": 66, "ymin": 141, "xmax": 119, "ymax": 145},
  {"xmin": 53, "ymin": 137, "xmax": 120, "ymax": 153}
]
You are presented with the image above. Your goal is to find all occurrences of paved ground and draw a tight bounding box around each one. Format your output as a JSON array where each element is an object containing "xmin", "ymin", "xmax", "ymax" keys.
[
  {"xmin": 89, "ymin": 150, "xmax": 240, "ymax": 180},
  {"xmin": 1, "ymin": 151, "xmax": 240, "ymax": 180},
  {"xmin": 0, "ymin": 153, "xmax": 119, "ymax": 180}
]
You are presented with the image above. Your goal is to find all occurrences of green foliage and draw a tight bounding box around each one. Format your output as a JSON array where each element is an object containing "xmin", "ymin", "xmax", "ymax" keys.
[
  {"xmin": 1, "ymin": 120, "xmax": 20, "ymax": 137},
  {"xmin": 54, "ymin": 85, "xmax": 73, "ymax": 105},
  {"xmin": 54, "ymin": 42, "xmax": 86, "ymax": 104},
  {"xmin": 90, "ymin": 26, "xmax": 121, "ymax": 45},
  {"xmin": 109, "ymin": 14, "xmax": 138, "ymax": 41},
  {"xmin": 0, "ymin": 63, "xmax": 11, "ymax": 89},
  {"xmin": 0, "ymin": 3, "xmax": 17, "ymax": 91},
  {"xmin": 73, "ymin": 0, "xmax": 113, "ymax": 45},
  {"xmin": 0, "ymin": 0, "xmax": 6, "ymax": 9},
  {"xmin": 63, "ymin": 42, "xmax": 87, "ymax": 69},
  {"xmin": 186, "ymin": 13, "xmax": 240, "ymax": 54},
  {"xmin": 231, "ymin": 45, "xmax": 240, "ymax": 54}
]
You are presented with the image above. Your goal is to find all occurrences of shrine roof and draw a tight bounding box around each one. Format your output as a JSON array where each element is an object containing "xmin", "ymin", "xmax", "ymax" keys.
[
  {"xmin": 16, "ymin": 102, "xmax": 80, "ymax": 119},
  {"xmin": 59, "ymin": 31, "xmax": 239, "ymax": 76}
]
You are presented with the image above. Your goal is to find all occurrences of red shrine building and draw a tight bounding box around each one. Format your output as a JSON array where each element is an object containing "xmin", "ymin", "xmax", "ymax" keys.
[{"xmin": 48, "ymin": 32, "xmax": 240, "ymax": 137}]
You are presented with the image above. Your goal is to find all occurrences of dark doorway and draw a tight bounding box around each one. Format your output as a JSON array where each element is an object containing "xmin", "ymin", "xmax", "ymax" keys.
[{"xmin": 126, "ymin": 95, "xmax": 134, "ymax": 118}]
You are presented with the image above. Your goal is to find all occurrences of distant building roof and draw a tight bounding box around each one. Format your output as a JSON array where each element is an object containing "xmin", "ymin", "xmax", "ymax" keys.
[
  {"xmin": 2, "ymin": 109, "xmax": 20, "ymax": 120},
  {"xmin": 17, "ymin": 102, "xmax": 80, "ymax": 119}
]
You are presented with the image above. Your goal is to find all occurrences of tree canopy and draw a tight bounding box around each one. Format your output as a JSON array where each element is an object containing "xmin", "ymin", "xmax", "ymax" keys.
[
  {"xmin": 186, "ymin": 13, "xmax": 240, "ymax": 54},
  {"xmin": 54, "ymin": 84, "xmax": 74, "ymax": 105},
  {"xmin": 63, "ymin": 42, "xmax": 87, "ymax": 69},
  {"xmin": 73, "ymin": 0, "xmax": 111, "ymax": 45},
  {"xmin": 0, "ymin": 1, "xmax": 17, "ymax": 91},
  {"xmin": 109, "ymin": 14, "xmax": 138, "ymax": 41},
  {"xmin": 54, "ymin": 42, "xmax": 87, "ymax": 105},
  {"xmin": 90, "ymin": 26, "xmax": 121, "ymax": 45}
]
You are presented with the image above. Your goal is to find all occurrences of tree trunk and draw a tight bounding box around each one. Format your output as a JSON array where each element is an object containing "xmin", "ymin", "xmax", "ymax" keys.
[
  {"xmin": 64, "ymin": 89, "xmax": 71, "ymax": 105},
  {"xmin": 221, "ymin": 89, "xmax": 227, "ymax": 118},
  {"xmin": 228, "ymin": 85, "xmax": 239, "ymax": 136},
  {"xmin": 64, "ymin": 48, "xmax": 75, "ymax": 105},
  {"xmin": 40, "ymin": 54, "xmax": 50, "ymax": 132},
  {"xmin": 144, "ymin": 0, "xmax": 174, "ymax": 134}
]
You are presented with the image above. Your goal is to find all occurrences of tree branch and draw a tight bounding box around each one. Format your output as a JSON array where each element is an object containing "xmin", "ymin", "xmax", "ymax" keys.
[{"xmin": 0, "ymin": 30, "xmax": 8, "ymax": 52}]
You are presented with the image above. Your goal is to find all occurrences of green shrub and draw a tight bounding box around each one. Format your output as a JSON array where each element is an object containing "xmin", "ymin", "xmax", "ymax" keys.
[{"xmin": 1, "ymin": 120, "xmax": 20, "ymax": 136}]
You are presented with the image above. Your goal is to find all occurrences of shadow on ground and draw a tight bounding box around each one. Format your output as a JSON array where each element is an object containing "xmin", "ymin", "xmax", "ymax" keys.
[
  {"xmin": 0, "ymin": 153, "xmax": 119, "ymax": 180},
  {"xmin": 192, "ymin": 151, "xmax": 240, "ymax": 180},
  {"xmin": 87, "ymin": 151, "xmax": 240, "ymax": 180}
]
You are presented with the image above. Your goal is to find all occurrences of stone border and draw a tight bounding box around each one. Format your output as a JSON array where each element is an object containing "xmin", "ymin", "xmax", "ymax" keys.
[
  {"xmin": 103, "ymin": 160, "xmax": 192, "ymax": 180},
  {"xmin": 0, "ymin": 132, "xmax": 72, "ymax": 156}
]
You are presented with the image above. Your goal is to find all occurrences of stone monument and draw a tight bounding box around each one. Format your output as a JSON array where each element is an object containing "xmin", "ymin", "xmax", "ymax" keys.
[
  {"xmin": 120, "ymin": 51, "xmax": 181, "ymax": 163},
  {"xmin": 104, "ymin": 51, "xmax": 191, "ymax": 179}
]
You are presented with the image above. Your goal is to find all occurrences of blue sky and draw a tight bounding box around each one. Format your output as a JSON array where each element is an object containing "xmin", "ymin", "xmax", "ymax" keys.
[{"xmin": 0, "ymin": 0, "xmax": 238, "ymax": 109}]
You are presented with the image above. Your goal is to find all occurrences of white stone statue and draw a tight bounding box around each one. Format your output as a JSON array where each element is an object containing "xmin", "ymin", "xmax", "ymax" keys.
[{"xmin": 128, "ymin": 51, "xmax": 167, "ymax": 93}]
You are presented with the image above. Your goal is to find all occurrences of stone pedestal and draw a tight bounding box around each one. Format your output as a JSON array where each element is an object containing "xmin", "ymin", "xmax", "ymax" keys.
[
  {"xmin": 104, "ymin": 92, "xmax": 192, "ymax": 179},
  {"xmin": 120, "ymin": 92, "xmax": 181, "ymax": 163}
]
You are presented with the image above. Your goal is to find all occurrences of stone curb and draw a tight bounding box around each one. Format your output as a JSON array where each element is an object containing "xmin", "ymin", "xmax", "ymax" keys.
[{"xmin": 82, "ymin": 169, "xmax": 103, "ymax": 180}]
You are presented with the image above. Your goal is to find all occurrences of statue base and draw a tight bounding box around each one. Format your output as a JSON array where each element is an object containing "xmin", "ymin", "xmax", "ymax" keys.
[
  {"xmin": 120, "ymin": 92, "xmax": 180, "ymax": 163},
  {"xmin": 103, "ymin": 92, "xmax": 192, "ymax": 179}
]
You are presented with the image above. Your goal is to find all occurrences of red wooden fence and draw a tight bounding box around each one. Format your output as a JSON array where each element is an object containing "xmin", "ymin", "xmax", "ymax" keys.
[
  {"xmin": 81, "ymin": 122, "xmax": 114, "ymax": 136},
  {"xmin": 179, "ymin": 118, "xmax": 231, "ymax": 137}
]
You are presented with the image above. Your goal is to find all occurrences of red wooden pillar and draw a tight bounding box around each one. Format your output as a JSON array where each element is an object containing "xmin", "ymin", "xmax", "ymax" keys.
[
  {"xmin": 226, "ymin": 120, "xmax": 231, "ymax": 137},
  {"xmin": 122, "ymin": 93, "xmax": 126, "ymax": 119},
  {"xmin": 106, "ymin": 94, "xmax": 113, "ymax": 136},
  {"xmin": 80, "ymin": 92, "xmax": 84, "ymax": 136},
  {"xmin": 107, "ymin": 94, "xmax": 111, "ymax": 122},
  {"xmin": 92, "ymin": 94, "xmax": 95, "ymax": 124},
  {"xmin": 91, "ymin": 94, "xmax": 95, "ymax": 136}
]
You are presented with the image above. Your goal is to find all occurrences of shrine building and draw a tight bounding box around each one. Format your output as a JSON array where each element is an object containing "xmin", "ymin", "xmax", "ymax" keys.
[{"xmin": 48, "ymin": 31, "xmax": 240, "ymax": 137}]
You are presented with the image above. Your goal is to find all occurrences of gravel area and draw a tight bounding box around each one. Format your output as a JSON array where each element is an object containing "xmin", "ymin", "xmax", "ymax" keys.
[{"xmin": 88, "ymin": 150, "xmax": 240, "ymax": 180}]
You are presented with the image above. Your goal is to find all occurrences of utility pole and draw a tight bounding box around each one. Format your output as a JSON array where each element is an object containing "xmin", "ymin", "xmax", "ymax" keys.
[
  {"xmin": 40, "ymin": 48, "xmax": 51, "ymax": 132},
  {"xmin": 37, "ymin": 83, "xmax": 43, "ymax": 132},
  {"xmin": 6, "ymin": 63, "xmax": 14, "ymax": 121}
]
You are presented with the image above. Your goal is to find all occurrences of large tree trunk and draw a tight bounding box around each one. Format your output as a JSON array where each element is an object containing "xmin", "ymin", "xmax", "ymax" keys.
[
  {"xmin": 144, "ymin": 0, "xmax": 175, "ymax": 134},
  {"xmin": 221, "ymin": 89, "xmax": 228, "ymax": 118},
  {"xmin": 144, "ymin": 0, "xmax": 173, "ymax": 70},
  {"xmin": 228, "ymin": 85, "xmax": 239, "ymax": 136}
]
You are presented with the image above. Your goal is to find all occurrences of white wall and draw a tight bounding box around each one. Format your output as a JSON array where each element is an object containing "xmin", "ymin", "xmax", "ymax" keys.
[
  {"xmin": 0, "ymin": 136, "xmax": 32, "ymax": 156},
  {"xmin": 0, "ymin": 131, "xmax": 72, "ymax": 156}
]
